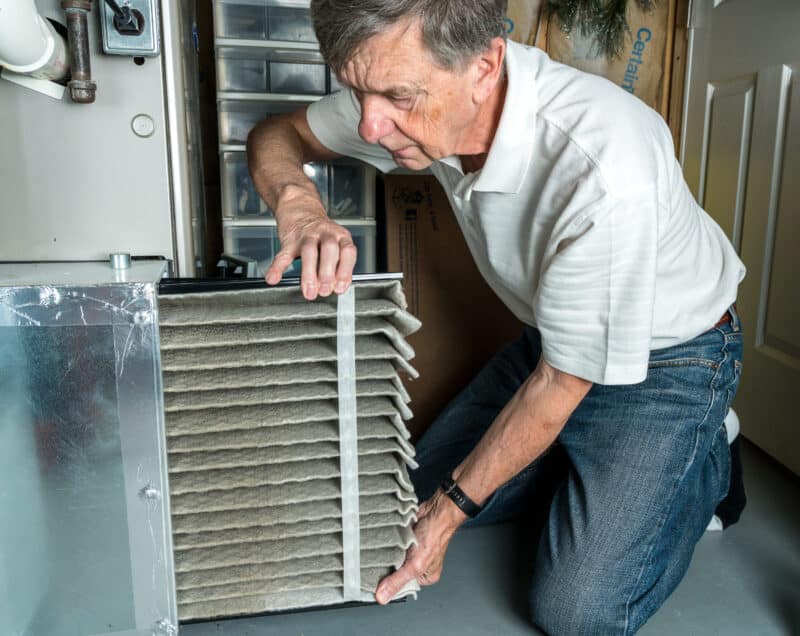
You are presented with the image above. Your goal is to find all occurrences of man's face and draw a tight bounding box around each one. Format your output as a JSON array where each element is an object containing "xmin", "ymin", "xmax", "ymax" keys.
[{"xmin": 339, "ymin": 19, "xmax": 489, "ymax": 170}]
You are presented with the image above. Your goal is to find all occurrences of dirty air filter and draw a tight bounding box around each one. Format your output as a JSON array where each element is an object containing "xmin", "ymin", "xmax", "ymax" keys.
[{"xmin": 157, "ymin": 278, "xmax": 421, "ymax": 621}]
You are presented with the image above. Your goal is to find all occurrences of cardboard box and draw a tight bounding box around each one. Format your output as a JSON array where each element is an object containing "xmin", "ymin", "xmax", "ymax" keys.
[
  {"xmin": 506, "ymin": 0, "xmax": 544, "ymax": 45},
  {"xmin": 544, "ymin": 1, "xmax": 672, "ymax": 114},
  {"xmin": 384, "ymin": 174, "xmax": 524, "ymax": 441}
]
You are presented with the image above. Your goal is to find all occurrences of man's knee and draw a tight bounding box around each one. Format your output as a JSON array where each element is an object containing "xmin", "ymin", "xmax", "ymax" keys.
[{"xmin": 528, "ymin": 566, "xmax": 628, "ymax": 635}]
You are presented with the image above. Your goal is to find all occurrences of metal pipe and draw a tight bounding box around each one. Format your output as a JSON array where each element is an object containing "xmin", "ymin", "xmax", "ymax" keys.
[
  {"xmin": 110, "ymin": 253, "xmax": 132, "ymax": 270},
  {"xmin": 61, "ymin": 0, "xmax": 96, "ymax": 103}
]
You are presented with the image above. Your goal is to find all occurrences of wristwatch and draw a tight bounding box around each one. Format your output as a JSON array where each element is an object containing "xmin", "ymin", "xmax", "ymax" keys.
[{"xmin": 440, "ymin": 473, "xmax": 483, "ymax": 518}]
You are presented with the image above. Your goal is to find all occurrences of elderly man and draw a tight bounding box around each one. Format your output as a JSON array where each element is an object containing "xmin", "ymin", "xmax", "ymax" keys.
[{"xmin": 247, "ymin": 1, "xmax": 745, "ymax": 633}]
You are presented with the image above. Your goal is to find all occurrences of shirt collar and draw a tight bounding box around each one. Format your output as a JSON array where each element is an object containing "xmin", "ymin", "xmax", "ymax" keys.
[{"xmin": 438, "ymin": 41, "xmax": 538, "ymax": 195}]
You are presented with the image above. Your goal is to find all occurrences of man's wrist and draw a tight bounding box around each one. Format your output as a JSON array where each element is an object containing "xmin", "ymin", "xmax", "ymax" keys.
[
  {"xmin": 432, "ymin": 489, "xmax": 469, "ymax": 531},
  {"xmin": 438, "ymin": 473, "xmax": 484, "ymax": 520}
]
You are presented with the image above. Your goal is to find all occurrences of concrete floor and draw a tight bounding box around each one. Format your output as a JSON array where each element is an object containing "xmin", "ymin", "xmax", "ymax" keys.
[{"xmin": 182, "ymin": 440, "xmax": 800, "ymax": 635}]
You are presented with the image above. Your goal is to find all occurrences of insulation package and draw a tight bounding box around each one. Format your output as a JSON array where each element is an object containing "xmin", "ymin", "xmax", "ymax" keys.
[{"xmin": 158, "ymin": 278, "xmax": 421, "ymax": 621}]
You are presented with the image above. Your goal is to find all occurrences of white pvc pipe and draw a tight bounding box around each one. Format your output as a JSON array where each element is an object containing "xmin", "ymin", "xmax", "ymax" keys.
[{"xmin": 0, "ymin": 0, "xmax": 68, "ymax": 80}]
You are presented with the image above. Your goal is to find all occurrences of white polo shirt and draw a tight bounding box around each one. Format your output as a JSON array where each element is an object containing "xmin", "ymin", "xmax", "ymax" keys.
[{"xmin": 307, "ymin": 41, "xmax": 745, "ymax": 385}]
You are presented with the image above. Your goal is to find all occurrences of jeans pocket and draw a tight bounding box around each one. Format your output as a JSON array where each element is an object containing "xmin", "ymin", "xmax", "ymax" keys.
[
  {"xmin": 726, "ymin": 360, "xmax": 743, "ymax": 411},
  {"xmin": 705, "ymin": 421, "xmax": 732, "ymax": 507}
]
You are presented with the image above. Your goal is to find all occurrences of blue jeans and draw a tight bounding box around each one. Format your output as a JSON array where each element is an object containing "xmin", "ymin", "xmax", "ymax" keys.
[{"xmin": 411, "ymin": 308, "xmax": 743, "ymax": 635}]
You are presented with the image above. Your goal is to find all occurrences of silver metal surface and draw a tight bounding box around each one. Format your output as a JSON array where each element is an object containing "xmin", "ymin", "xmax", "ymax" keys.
[
  {"xmin": 0, "ymin": 261, "xmax": 176, "ymax": 636},
  {"xmin": 0, "ymin": 0, "xmax": 203, "ymax": 277},
  {"xmin": 0, "ymin": 260, "xmax": 167, "ymax": 287},
  {"xmin": 110, "ymin": 252, "xmax": 132, "ymax": 269},
  {"xmin": 162, "ymin": 0, "xmax": 206, "ymax": 276},
  {"xmin": 100, "ymin": 0, "xmax": 160, "ymax": 56},
  {"xmin": 0, "ymin": 0, "xmax": 175, "ymax": 266}
]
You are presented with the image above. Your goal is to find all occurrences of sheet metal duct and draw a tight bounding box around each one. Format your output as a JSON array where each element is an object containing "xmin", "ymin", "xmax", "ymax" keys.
[
  {"xmin": 0, "ymin": 264, "xmax": 421, "ymax": 632},
  {"xmin": 0, "ymin": 261, "xmax": 177, "ymax": 635}
]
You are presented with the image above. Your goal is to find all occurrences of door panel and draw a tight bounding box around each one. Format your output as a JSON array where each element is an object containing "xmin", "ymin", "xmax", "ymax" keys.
[
  {"xmin": 702, "ymin": 76, "xmax": 755, "ymax": 250},
  {"xmin": 683, "ymin": 0, "xmax": 800, "ymax": 474},
  {"xmin": 765, "ymin": 69, "xmax": 800, "ymax": 356}
]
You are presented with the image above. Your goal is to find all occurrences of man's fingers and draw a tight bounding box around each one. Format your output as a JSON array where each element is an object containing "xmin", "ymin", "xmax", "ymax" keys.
[
  {"xmin": 317, "ymin": 236, "xmax": 340, "ymax": 297},
  {"xmin": 375, "ymin": 560, "xmax": 417, "ymax": 605},
  {"xmin": 412, "ymin": 501, "xmax": 431, "ymax": 531},
  {"xmin": 300, "ymin": 240, "xmax": 320, "ymax": 300},
  {"xmin": 335, "ymin": 239, "xmax": 357, "ymax": 294},
  {"xmin": 268, "ymin": 218, "xmax": 352, "ymax": 298},
  {"xmin": 265, "ymin": 249, "xmax": 296, "ymax": 286}
]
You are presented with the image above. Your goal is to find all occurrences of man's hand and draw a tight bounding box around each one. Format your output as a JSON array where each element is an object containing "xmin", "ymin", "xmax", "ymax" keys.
[
  {"xmin": 246, "ymin": 107, "xmax": 347, "ymax": 298},
  {"xmin": 375, "ymin": 359, "xmax": 591, "ymax": 605},
  {"xmin": 265, "ymin": 188, "xmax": 357, "ymax": 300},
  {"xmin": 375, "ymin": 490, "xmax": 466, "ymax": 604}
]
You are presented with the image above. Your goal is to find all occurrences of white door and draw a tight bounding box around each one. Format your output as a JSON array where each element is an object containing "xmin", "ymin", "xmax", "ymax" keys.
[{"xmin": 682, "ymin": 0, "xmax": 800, "ymax": 475}]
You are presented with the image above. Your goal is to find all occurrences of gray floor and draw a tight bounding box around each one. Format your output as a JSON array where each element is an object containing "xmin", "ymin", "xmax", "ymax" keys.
[{"xmin": 182, "ymin": 441, "xmax": 800, "ymax": 635}]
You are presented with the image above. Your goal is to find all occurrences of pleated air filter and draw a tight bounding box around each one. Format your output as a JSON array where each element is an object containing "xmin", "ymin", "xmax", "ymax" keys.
[{"xmin": 157, "ymin": 279, "xmax": 421, "ymax": 621}]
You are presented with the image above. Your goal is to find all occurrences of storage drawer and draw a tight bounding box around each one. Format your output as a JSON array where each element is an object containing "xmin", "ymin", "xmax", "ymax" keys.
[
  {"xmin": 269, "ymin": 59, "xmax": 326, "ymax": 94},
  {"xmin": 269, "ymin": 61, "xmax": 328, "ymax": 95},
  {"xmin": 215, "ymin": 1, "xmax": 267, "ymax": 40},
  {"xmin": 215, "ymin": 1, "xmax": 316, "ymax": 43},
  {"xmin": 217, "ymin": 46, "xmax": 327, "ymax": 94},
  {"xmin": 221, "ymin": 151, "xmax": 267, "ymax": 216},
  {"xmin": 221, "ymin": 151, "xmax": 327, "ymax": 217},
  {"xmin": 216, "ymin": 49, "xmax": 268, "ymax": 93},
  {"xmin": 222, "ymin": 152, "xmax": 376, "ymax": 220},
  {"xmin": 223, "ymin": 223, "xmax": 377, "ymax": 276},
  {"xmin": 218, "ymin": 100, "xmax": 300, "ymax": 145},
  {"xmin": 329, "ymin": 162, "xmax": 376, "ymax": 219},
  {"xmin": 268, "ymin": 6, "xmax": 316, "ymax": 42}
]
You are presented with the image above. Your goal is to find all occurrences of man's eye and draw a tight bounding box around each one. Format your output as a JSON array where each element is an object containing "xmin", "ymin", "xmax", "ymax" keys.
[{"xmin": 391, "ymin": 96, "xmax": 413, "ymax": 108}]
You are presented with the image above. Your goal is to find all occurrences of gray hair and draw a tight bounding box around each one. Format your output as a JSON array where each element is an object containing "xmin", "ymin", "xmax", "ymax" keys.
[{"xmin": 310, "ymin": 0, "xmax": 509, "ymax": 74}]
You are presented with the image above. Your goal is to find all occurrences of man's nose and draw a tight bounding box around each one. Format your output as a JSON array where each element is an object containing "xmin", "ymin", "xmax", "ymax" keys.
[{"xmin": 358, "ymin": 96, "xmax": 395, "ymax": 144}]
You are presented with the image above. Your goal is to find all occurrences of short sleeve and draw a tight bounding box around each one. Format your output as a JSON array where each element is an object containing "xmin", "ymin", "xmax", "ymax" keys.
[
  {"xmin": 533, "ymin": 188, "xmax": 659, "ymax": 385},
  {"xmin": 306, "ymin": 89, "xmax": 398, "ymax": 173}
]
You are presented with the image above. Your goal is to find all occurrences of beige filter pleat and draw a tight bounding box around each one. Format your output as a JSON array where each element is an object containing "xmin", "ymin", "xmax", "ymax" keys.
[{"xmin": 159, "ymin": 280, "xmax": 420, "ymax": 621}]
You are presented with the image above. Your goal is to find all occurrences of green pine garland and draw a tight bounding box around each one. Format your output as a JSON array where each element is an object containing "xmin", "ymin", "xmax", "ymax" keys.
[{"xmin": 546, "ymin": 0, "xmax": 658, "ymax": 58}]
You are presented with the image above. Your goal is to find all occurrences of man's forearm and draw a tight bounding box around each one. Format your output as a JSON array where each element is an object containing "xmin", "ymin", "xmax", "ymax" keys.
[
  {"xmin": 246, "ymin": 116, "xmax": 325, "ymax": 216},
  {"xmin": 245, "ymin": 109, "xmax": 353, "ymax": 294},
  {"xmin": 451, "ymin": 360, "xmax": 592, "ymax": 512},
  {"xmin": 374, "ymin": 359, "xmax": 593, "ymax": 604}
]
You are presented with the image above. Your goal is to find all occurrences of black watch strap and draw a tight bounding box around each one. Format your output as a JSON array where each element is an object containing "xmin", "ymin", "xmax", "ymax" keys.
[{"xmin": 440, "ymin": 474, "xmax": 483, "ymax": 518}]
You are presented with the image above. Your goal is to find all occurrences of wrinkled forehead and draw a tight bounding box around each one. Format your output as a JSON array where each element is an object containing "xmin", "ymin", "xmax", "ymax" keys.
[{"xmin": 337, "ymin": 18, "xmax": 442, "ymax": 92}]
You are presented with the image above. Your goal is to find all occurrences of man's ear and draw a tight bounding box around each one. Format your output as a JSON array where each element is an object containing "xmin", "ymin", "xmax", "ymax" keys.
[{"xmin": 472, "ymin": 37, "xmax": 506, "ymax": 104}]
